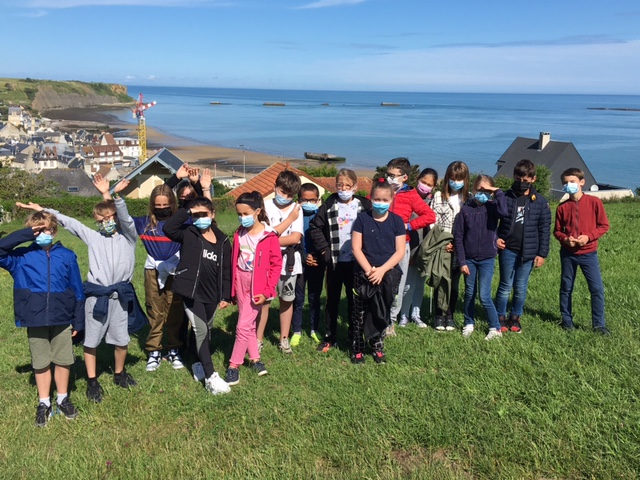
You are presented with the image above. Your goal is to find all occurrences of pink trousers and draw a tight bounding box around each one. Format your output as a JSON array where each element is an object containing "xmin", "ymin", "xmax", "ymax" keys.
[{"xmin": 230, "ymin": 269, "xmax": 261, "ymax": 366}]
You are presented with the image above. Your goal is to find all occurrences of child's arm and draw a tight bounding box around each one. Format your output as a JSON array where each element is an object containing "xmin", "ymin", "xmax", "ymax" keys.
[
  {"xmin": 535, "ymin": 201, "xmax": 552, "ymax": 268},
  {"xmin": 453, "ymin": 213, "xmax": 468, "ymax": 273},
  {"xmin": 68, "ymin": 253, "xmax": 85, "ymax": 332},
  {"xmin": 351, "ymin": 230, "xmax": 372, "ymax": 274},
  {"xmin": 188, "ymin": 167, "xmax": 205, "ymax": 197},
  {"xmin": 407, "ymin": 192, "xmax": 436, "ymax": 231},
  {"xmin": 274, "ymin": 205, "xmax": 302, "ymax": 245},
  {"xmin": 367, "ymin": 234, "xmax": 407, "ymax": 286},
  {"xmin": 491, "ymin": 188, "xmax": 508, "ymax": 218},
  {"xmin": 18, "ymin": 201, "xmax": 96, "ymax": 245},
  {"xmin": 0, "ymin": 226, "xmax": 40, "ymax": 272},
  {"xmin": 162, "ymin": 207, "xmax": 190, "ymax": 243},
  {"xmin": 109, "ymin": 179, "xmax": 138, "ymax": 244},
  {"xmin": 553, "ymin": 206, "xmax": 576, "ymax": 247},
  {"xmin": 255, "ymin": 235, "xmax": 283, "ymax": 304},
  {"xmin": 199, "ymin": 168, "xmax": 212, "ymax": 200},
  {"xmin": 579, "ymin": 199, "xmax": 610, "ymax": 247},
  {"xmin": 307, "ymin": 205, "xmax": 331, "ymax": 262},
  {"xmin": 219, "ymin": 237, "xmax": 232, "ymax": 309},
  {"xmin": 165, "ymin": 163, "xmax": 190, "ymax": 189}
]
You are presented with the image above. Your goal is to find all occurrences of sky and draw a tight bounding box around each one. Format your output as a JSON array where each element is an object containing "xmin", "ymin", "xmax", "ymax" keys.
[{"xmin": 1, "ymin": 0, "xmax": 639, "ymax": 94}]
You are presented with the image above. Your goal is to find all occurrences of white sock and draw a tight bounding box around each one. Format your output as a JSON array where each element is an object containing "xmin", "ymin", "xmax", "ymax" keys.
[
  {"xmin": 39, "ymin": 397, "xmax": 51, "ymax": 407},
  {"xmin": 56, "ymin": 393, "xmax": 68, "ymax": 405}
]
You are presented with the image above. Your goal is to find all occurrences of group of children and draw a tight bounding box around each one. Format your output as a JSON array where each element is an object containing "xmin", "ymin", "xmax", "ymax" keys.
[{"xmin": 0, "ymin": 156, "xmax": 610, "ymax": 426}]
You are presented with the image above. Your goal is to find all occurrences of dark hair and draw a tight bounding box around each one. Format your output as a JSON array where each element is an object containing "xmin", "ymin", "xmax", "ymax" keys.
[
  {"xmin": 418, "ymin": 167, "xmax": 438, "ymax": 184},
  {"xmin": 442, "ymin": 161, "xmax": 470, "ymax": 201},
  {"xmin": 386, "ymin": 157, "xmax": 411, "ymax": 176},
  {"xmin": 371, "ymin": 179, "xmax": 395, "ymax": 197},
  {"xmin": 299, "ymin": 182, "xmax": 319, "ymax": 196},
  {"xmin": 473, "ymin": 174, "xmax": 495, "ymax": 192},
  {"xmin": 561, "ymin": 167, "xmax": 584, "ymax": 181},
  {"xmin": 514, "ymin": 159, "xmax": 537, "ymax": 179},
  {"xmin": 275, "ymin": 170, "xmax": 302, "ymax": 196},
  {"xmin": 236, "ymin": 191, "xmax": 269, "ymax": 225},
  {"xmin": 190, "ymin": 196, "xmax": 217, "ymax": 226}
]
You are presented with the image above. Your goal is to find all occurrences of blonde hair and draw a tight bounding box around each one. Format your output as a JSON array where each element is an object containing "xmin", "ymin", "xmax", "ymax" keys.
[
  {"xmin": 93, "ymin": 199, "xmax": 116, "ymax": 218},
  {"xmin": 336, "ymin": 168, "xmax": 358, "ymax": 186},
  {"xmin": 25, "ymin": 211, "xmax": 58, "ymax": 235}
]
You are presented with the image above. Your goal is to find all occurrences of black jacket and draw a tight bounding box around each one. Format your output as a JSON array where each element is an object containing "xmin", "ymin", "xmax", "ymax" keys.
[{"xmin": 163, "ymin": 208, "xmax": 231, "ymax": 304}]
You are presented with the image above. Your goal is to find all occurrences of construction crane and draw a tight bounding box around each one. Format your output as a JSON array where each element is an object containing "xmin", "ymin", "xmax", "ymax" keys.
[{"xmin": 132, "ymin": 93, "xmax": 157, "ymax": 163}]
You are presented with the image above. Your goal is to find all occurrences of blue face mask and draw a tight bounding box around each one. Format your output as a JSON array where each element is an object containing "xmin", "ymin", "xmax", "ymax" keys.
[
  {"xmin": 372, "ymin": 202, "xmax": 390, "ymax": 215},
  {"xmin": 98, "ymin": 219, "xmax": 118, "ymax": 236},
  {"xmin": 449, "ymin": 180, "xmax": 464, "ymax": 191},
  {"xmin": 274, "ymin": 193, "xmax": 293, "ymax": 206},
  {"xmin": 193, "ymin": 217, "xmax": 212, "ymax": 230},
  {"xmin": 562, "ymin": 182, "xmax": 579, "ymax": 195},
  {"xmin": 474, "ymin": 192, "xmax": 490, "ymax": 204},
  {"xmin": 301, "ymin": 203, "xmax": 318, "ymax": 213},
  {"xmin": 35, "ymin": 233, "xmax": 53, "ymax": 246},
  {"xmin": 239, "ymin": 215, "xmax": 255, "ymax": 228}
]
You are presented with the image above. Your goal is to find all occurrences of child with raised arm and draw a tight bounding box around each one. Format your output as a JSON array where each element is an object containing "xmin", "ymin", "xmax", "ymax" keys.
[
  {"xmin": 0, "ymin": 208, "xmax": 84, "ymax": 426},
  {"xmin": 351, "ymin": 180, "xmax": 406, "ymax": 364},
  {"xmin": 454, "ymin": 175, "xmax": 508, "ymax": 340},
  {"xmin": 307, "ymin": 168, "xmax": 371, "ymax": 352},
  {"xmin": 22, "ymin": 175, "xmax": 142, "ymax": 403},
  {"xmin": 163, "ymin": 197, "xmax": 232, "ymax": 394},
  {"xmin": 553, "ymin": 168, "xmax": 610, "ymax": 334},
  {"xmin": 225, "ymin": 192, "xmax": 282, "ymax": 386}
]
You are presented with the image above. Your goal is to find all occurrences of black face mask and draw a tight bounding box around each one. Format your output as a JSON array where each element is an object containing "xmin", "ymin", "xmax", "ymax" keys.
[
  {"xmin": 153, "ymin": 207, "xmax": 173, "ymax": 220},
  {"xmin": 512, "ymin": 180, "xmax": 531, "ymax": 196}
]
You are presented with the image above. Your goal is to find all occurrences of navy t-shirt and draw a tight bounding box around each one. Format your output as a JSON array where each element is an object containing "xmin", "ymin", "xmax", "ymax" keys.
[{"xmin": 352, "ymin": 210, "xmax": 405, "ymax": 268}]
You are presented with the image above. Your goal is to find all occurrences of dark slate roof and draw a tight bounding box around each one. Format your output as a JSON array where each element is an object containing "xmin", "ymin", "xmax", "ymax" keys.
[
  {"xmin": 41, "ymin": 169, "xmax": 97, "ymax": 196},
  {"xmin": 111, "ymin": 147, "xmax": 184, "ymax": 195}
]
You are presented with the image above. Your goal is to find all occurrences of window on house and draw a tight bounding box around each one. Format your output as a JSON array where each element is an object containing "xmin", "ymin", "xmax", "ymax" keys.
[{"xmin": 67, "ymin": 186, "xmax": 79, "ymax": 192}]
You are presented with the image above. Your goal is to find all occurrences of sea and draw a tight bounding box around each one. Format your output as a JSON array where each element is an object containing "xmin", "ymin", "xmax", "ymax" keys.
[{"xmin": 112, "ymin": 86, "xmax": 640, "ymax": 189}]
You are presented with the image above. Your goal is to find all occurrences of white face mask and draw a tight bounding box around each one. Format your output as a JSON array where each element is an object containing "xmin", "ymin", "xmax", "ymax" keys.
[
  {"xmin": 337, "ymin": 190, "xmax": 354, "ymax": 201},
  {"xmin": 386, "ymin": 176, "xmax": 402, "ymax": 190}
]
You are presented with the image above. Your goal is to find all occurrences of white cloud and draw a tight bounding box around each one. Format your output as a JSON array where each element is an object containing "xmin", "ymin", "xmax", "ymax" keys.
[{"xmin": 296, "ymin": 0, "xmax": 365, "ymax": 10}]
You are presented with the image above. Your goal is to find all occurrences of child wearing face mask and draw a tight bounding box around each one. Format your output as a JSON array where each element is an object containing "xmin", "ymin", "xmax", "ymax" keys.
[
  {"xmin": 163, "ymin": 196, "xmax": 232, "ymax": 395},
  {"xmin": 308, "ymin": 169, "xmax": 372, "ymax": 352},
  {"xmin": 430, "ymin": 161, "xmax": 470, "ymax": 332},
  {"xmin": 401, "ymin": 167, "xmax": 439, "ymax": 327},
  {"xmin": 22, "ymin": 174, "xmax": 144, "ymax": 404},
  {"xmin": 453, "ymin": 175, "xmax": 507, "ymax": 340},
  {"xmin": 133, "ymin": 184, "xmax": 185, "ymax": 373},
  {"xmin": 384, "ymin": 157, "xmax": 436, "ymax": 335},
  {"xmin": 225, "ymin": 192, "xmax": 282, "ymax": 386}
]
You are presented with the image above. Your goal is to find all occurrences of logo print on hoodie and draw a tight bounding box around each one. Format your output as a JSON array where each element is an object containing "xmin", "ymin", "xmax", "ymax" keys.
[{"xmin": 202, "ymin": 249, "xmax": 218, "ymax": 261}]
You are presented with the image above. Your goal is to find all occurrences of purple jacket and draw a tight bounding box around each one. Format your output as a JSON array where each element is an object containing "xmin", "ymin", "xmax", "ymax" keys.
[{"xmin": 453, "ymin": 189, "xmax": 508, "ymax": 266}]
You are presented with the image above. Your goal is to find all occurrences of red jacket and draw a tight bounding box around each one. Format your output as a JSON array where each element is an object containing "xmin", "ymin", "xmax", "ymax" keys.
[
  {"xmin": 553, "ymin": 194, "xmax": 609, "ymax": 255},
  {"xmin": 390, "ymin": 186, "xmax": 436, "ymax": 240},
  {"xmin": 231, "ymin": 227, "xmax": 282, "ymax": 300}
]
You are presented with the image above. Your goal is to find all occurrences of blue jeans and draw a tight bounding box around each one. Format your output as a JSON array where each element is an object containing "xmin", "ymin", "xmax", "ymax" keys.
[
  {"xmin": 560, "ymin": 250, "xmax": 606, "ymax": 329},
  {"xmin": 494, "ymin": 248, "xmax": 534, "ymax": 318},
  {"xmin": 463, "ymin": 257, "xmax": 500, "ymax": 330}
]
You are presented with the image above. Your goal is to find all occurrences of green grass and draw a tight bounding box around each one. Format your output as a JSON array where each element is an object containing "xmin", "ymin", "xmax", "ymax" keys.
[{"xmin": 0, "ymin": 205, "xmax": 639, "ymax": 479}]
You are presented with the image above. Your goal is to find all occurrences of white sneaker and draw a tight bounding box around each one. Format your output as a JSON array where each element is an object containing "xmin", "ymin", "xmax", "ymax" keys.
[
  {"xmin": 165, "ymin": 349, "xmax": 184, "ymax": 370},
  {"xmin": 385, "ymin": 323, "xmax": 397, "ymax": 337},
  {"xmin": 258, "ymin": 340, "xmax": 264, "ymax": 352},
  {"xmin": 462, "ymin": 324, "xmax": 475, "ymax": 337},
  {"xmin": 399, "ymin": 315, "xmax": 409, "ymax": 327},
  {"xmin": 192, "ymin": 362, "xmax": 205, "ymax": 382},
  {"xmin": 279, "ymin": 338, "xmax": 293, "ymax": 354},
  {"xmin": 412, "ymin": 316, "xmax": 428, "ymax": 328},
  {"xmin": 146, "ymin": 352, "xmax": 161, "ymax": 372},
  {"xmin": 485, "ymin": 328, "xmax": 503, "ymax": 341},
  {"xmin": 205, "ymin": 372, "xmax": 231, "ymax": 395}
]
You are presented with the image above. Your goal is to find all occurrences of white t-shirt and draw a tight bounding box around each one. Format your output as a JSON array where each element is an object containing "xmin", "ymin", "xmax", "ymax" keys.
[
  {"xmin": 337, "ymin": 199, "xmax": 360, "ymax": 262},
  {"xmin": 264, "ymin": 200, "xmax": 304, "ymax": 275}
]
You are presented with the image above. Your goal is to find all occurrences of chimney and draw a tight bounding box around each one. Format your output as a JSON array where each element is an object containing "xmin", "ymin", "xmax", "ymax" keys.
[{"xmin": 538, "ymin": 132, "xmax": 550, "ymax": 151}]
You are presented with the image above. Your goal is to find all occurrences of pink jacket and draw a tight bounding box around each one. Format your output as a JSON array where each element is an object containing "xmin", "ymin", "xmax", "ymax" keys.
[{"xmin": 231, "ymin": 226, "xmax": 282, "ymax": 301}]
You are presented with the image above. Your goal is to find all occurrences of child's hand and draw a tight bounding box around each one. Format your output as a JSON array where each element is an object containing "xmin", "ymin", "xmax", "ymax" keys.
[
  {"xmin": 534, "ymin": 256, "xmax": 545, "ymax": 268},
  {"xmin": 565, "ymin": 236, "xmax": 578, "ymax": 247},
  {"xmin": 367, "ymin": 266, "xmax": 385, "ymax": 285},
  {"xmin": 287, "ymin": 203, "xmax": 301, "ymax": 220},
  {"xmin": 496, "ymin": 238, "xmax": 506, "ymax": 250},
  {"xmin": 71, "ymin": 330, "xmax": 78, "ymax": 337},
  {"xmin": 576, "ymin": 235, "xmax": 589, "ymax": 246},
  {"xmin": 176, "ymin": 163, "xmax": 190, "ymax": 179},
  {"xmin": 188, "ymin": 167, "xmax": 200, "ymax": 184},
  {"xmin": 253, "ymin": 294, "xmax": 266, "ymax": 305},
  {"xmin": 113, "ymin": 178, "xmax": 130, "ymax": 194},
  {"xmin": 92, "ymin": 174, "xmax": 110, "ymax": 195},
  {"xmin": 16, "ymin": 201, "xmax": 43, "ymax": 212},
  {"xmin": 445, "ymin": 242, "xmax": 454, "ymax": 253},
  {"xmin": 306, "ymin": 253, "xmax": 318, "ymax": 267},
  {"xmin": 460, "ymin": 265, "xmax": 470, "ymax": 276},
  {"xmin": 200, "ymin": 168, "xmax": 212, "ymax": 190},
  {"xmin": 218, "ymin": 301, "xmax": 229, "ymax": 309}
]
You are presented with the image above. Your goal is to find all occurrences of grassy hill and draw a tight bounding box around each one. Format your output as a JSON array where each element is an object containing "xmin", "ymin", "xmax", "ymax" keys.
[{"xmin": 0, "ymin": 202, "xmax": 638, "ymax": 478}]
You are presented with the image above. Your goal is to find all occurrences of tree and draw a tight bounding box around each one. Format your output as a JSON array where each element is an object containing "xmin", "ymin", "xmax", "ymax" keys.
[
  {"xmin": 298, "ymin": 164, "xmax": 339, "ymax": 178},
  {"xmin": 0, "ymin": 168, "xmax": 61, "ymax": 201},
  {"xmin": 372, "ymin": 164, "xmax": 422, "ymax": 187}
]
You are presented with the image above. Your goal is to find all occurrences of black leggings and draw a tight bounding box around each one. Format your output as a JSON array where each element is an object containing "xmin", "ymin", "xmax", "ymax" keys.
[{"xmin": 183, "ymin": 298, "xmax": 217, "ymax": 379}]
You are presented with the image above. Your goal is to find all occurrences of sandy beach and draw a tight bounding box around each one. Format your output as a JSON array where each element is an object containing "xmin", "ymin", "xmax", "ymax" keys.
[{"xmin": 45, "ymin": 107, "xmax": 375, "ymax": 178}]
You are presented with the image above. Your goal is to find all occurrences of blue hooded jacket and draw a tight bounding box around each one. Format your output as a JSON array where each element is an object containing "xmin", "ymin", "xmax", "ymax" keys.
[{"xmin": 0, "ymin": 228, "xmax": 85, "ymax": 330}]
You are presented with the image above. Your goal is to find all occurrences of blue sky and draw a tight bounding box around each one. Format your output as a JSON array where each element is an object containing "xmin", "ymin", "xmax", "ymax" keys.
[{"xmin": 2, "ymin": 0, "xmax": 639, "ymax": 94}]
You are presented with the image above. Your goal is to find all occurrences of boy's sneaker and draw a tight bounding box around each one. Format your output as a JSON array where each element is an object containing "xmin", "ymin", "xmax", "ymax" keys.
[
  {"xmin": 385, "ymin": 323, "xmax": 397, "ymax": 337},
  {"xmin": 192, "ymin": 362, "xmax": 206, "ymax": 382},
  {"xmin": 114, "ymin": 370, "xmax": 138, "ymax": 389},
  {"xmin": 224, "ymin": 367, "xmax": 240, "ymax": 386},
  {"xmin": 58, "ymin": 397, "xmax": 78, "ymax": 420},
  {"xmin": 35, "ymin": 402, "xmax": 52, "ymax": 427},
  {"xmin": 310, "ymin": 331, "xmax": 321, "ymax": 344},
  {"xmin": 205, "ymin": 372, "xmax": 230, "ymax": 395},
  {"xmin": 146, "ymin": 351, "xmax": 162, "ymax": 372},
  {"xmin": 445, "ymin": 315, "xmax": 456, "ymax": 331},
  {"xmin": 372, "ymin": 351, "xmax": 386, "ymax": 364},
  {"xmin": 412, "ymin": 316, "xmax": 428, "ymax": 328},
  {"xmin": 351, "ymin": 352, "xmax": 365, "ymax": 364},
  {"xmin": 86, "ymin": 380, "xmax": 104, "ymax": 403},
  {"xmin": 485, "ymin": 328, "xmax": 503, "ymax": 341},
  {"xmin": 290, "ymin": 332, "xmax": 302, "ymax": 347},
  {"xmin": 257, "ymin": 340, "xmax": 264, "ymax": 352},
  {"xmin": 561, "ymin": 321, "xmax": 575, "ymax": 331},
  {"xmin": 165, "ymin": 349, "xmax": 185, "ymax": 369},
  {"xmin": 462, "ymin": 324, "xmax": 475, "ymax": 337},
  {"xmin": 279, "ymin": 338, "xmax": 293, "ymax": 354},
  {"xmin": 252, "ymin": 361, "xmax": 268, "ymax": 376},
  {"xmin": 317, "ymin": 341, "xmax": 333, "ymax": 353},
  {"xmin": 509, "ymin": 315, "xmax": 522, "ymax": 333},
  {"xmin": 399, "ymin": 314, "xmax": 409, "ymax": 327},
  {"xmin": 499, "ymin": 315, "xmax": 509, "ymax": 333},
  {"xmin": 593, "ymin": 326, "xmax": 610, "ymax": 336},
  {"xmin": 434, "ymin": 316, "xmax": 445, "ymax": 331}
]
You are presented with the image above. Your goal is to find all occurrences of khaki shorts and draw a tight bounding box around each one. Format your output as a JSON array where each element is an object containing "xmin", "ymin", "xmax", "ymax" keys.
[
  {"xmin": 276, "ymin": 274, "xmax": 297, "ymax": 302},
  {"xmin": 27, "ymin": 325, "xmax": 74, "ymax": 370}
]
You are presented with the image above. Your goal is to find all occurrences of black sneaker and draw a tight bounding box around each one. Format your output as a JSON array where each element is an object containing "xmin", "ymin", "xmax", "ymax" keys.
[
  {"xmin": 114, "ymin": 370, "xmax": 137, "ymax": 389},
  {"xmin": 252, "ymin": 361, "xmax": 268, "ymax": 376},
  {"xmin": 445, "ymin": 314, "xmax": 456, "ymax": 331},
  {"xmin": 593, "ymin": 326, "xmax": 610, "ymax": 336},
  {"xmin": 86, "ymin": 380, "xmax": 104, "ymax": 403},
  {"xmin": 499, "ymin": 315, "xmax": 509, "ymax": 333},
  {"xmin": 35, "ymin": 402, "xmax": 52, "ymax": 427},
  {"xmin": 561, "ymin": 321, "xmax": 575, "ymax": 331},
  {"xmin": 351, "ymin": 352, "xmax": 365, "ymax": 364},
  {"xmin": 225, "ymin": 367, "xmax": 240, "ymax": 385},
  {"xmin": 317, "ymin": 341, "xmax": 333, "ymax": 353},
  {"xmin": 509, "ymin": 315, "xmax": 522, "ymax": 333},
  {"xmin": 58, "ymin": 396, "xmax": 78, "ymax": 419},
  {"xmin": 434, "ymin": 316, "xmax": 445, "ymax": 331},
  {"xmin": 372, "ymin": 351, "xmax": 386, "ymax": 364}
]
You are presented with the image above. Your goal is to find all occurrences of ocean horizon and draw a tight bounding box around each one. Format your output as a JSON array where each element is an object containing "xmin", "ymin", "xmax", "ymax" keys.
[{"xmin": 113, "ymin": 86, "xmax": 640, "ymax": 189}]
